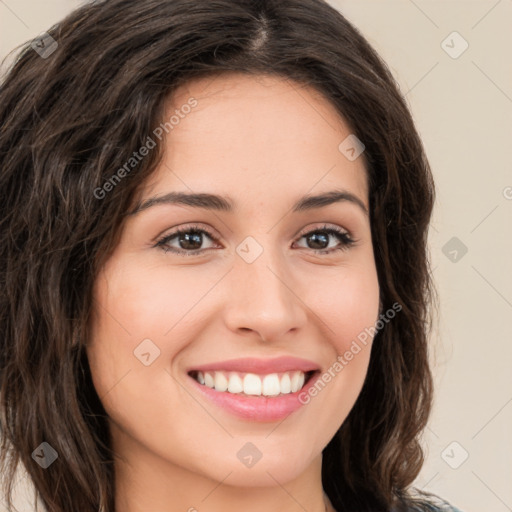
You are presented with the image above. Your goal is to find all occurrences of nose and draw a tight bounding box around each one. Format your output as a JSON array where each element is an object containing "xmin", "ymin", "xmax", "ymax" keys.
[{"xmin": 223, "ymin": 245, "xmax": 308, "ymax": 343}]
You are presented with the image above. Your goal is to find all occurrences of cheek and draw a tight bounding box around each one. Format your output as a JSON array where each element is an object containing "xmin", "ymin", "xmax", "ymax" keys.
[
  {"xmin": 90, "ymin": 261, "xmax": 209, "ymax": 351},
  {"xmin": 85, "ymin": 260, "xmax": 219, "ymax": 407},
  {"xmin": 312, "ymin": 261, "xmax": 380, "ymax": 354},
  {"xmin": 298, "ymin": 264, "xmax": 380, "ymax": 428},
  {"xmin": 302, "ymin": 259, "xmax": 380, "ymax": 413}
]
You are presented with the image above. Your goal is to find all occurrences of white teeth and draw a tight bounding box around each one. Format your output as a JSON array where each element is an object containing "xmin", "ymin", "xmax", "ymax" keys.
[
  {"xmin": 204, "ymin": 372, "xmax": 214, "ymax": 388},
  {"xmin": 227, "ymin": 372, "xmax": 243, "ymax": 393},
  {"xmin": 243, "ymin": 373, "xmax": 262, "ymax": 395},
  {"xmin": 262, "ymin": 374, "xmax": 280, "ymax": 396},
  {"xmin": 214, "ymin": 372, "xmax": 228, "ymax": 392},
  {"xmin": 194, "ymin": 370, "xmax": 309, "ymax": 396},
  {"xmin": 291, "ymin": 371, "xmax": 304, "ymax": 392},
  {"xmin": 280, "ymin": 373, "xmax": 291, "ymax": 394}
]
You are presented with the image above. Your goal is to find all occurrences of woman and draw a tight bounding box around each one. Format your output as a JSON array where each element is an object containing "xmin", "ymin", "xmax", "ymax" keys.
[{"xmin": 0, "ymin": 1, "xmax": 462, "ymax": 511}]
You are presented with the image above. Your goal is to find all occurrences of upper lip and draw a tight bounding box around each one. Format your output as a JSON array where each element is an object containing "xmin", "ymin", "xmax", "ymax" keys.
[{"xmin": 188, "ymin": 356, "xmax": 321, "ymax": 375}]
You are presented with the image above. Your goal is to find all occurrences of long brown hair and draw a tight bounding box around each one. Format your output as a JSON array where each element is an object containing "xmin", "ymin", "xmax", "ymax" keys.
[{"xmin": 0, "ymin": 1, "xmax": 439, "ymax": 511}]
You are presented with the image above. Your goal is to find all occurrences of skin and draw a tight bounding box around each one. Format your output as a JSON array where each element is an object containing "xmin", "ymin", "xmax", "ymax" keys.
[{"xmin": 86, "ymin": 72, "xmax": 380, "ymax": 512}]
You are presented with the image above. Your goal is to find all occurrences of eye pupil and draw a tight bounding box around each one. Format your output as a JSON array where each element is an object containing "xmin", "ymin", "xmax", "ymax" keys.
[
  {"xmin": 179, "ymin": 231, "xmax": 203, "ymax": 250},
  {"xmin": 308, "ymin": 232, "xmax": 329, "ymax": 250}
]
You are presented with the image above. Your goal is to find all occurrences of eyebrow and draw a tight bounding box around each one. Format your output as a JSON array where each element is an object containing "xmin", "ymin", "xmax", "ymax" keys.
[{"xmin": 127, "ymin": 189, "xmax": 368, "ymax": 217}]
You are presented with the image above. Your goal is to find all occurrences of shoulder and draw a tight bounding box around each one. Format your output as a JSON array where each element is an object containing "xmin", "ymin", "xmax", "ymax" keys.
[
  {"xmin": 392, "ymin": 497, "xmax": 464, "ymax": 512},
  {"xmin": 412, "ymin": 499, "xmax": 464, "ymax": 512},
  {"xmin": 425, "ymin": 504, "xmax": 463, "ymax": 512}
]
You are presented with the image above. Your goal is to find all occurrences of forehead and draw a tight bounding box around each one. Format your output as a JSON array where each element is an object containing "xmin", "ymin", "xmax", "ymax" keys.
[{"xmin": 138, "ymin": 72, "xmax": 369, "ymax": 211}]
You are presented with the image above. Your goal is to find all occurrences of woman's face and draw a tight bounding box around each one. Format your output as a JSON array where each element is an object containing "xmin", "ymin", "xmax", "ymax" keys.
[{"xmin": 87, "ymin": 73, "xmax": 380, "ymax": 488}]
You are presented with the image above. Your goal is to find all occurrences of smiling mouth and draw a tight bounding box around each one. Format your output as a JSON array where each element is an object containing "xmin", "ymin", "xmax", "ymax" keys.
[{"xmin": 188, "ymin": 369, "xmax": 317, "ymax": 397}]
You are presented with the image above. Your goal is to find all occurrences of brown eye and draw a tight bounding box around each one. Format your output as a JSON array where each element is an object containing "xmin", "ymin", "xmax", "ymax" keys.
[
  {"xmin": 155, "ymin": 223, "xmax": 355, "ymax": 257},
  {"xmin": 156, "ymin": 226, "xmax": 218, "ymax": 256},
  {"xmin": 294, "ymin": 225, "xmax": 355, "ymax": 255}
]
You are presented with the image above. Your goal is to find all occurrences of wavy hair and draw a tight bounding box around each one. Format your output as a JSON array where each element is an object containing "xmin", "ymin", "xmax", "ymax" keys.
[{"xmin": 0, "ymin": 1, "xmax": 438, "ymax": 511}]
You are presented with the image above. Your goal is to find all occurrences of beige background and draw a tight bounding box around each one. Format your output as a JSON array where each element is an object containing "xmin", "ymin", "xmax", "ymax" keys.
[{"xmin": 1, "ymin": 1, "xmax": 511, "ymax": 511}]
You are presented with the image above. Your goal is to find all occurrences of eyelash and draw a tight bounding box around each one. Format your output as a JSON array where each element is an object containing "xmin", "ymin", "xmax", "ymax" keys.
[{"xmin": 155, "ymin": 223, "xmax": 356, "ymax": 257}]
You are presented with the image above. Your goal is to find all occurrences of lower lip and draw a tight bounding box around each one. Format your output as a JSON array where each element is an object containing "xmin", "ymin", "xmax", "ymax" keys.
[{"xmin": 188, "ymin": 372, "xmax": 321, "ymax": 422}]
